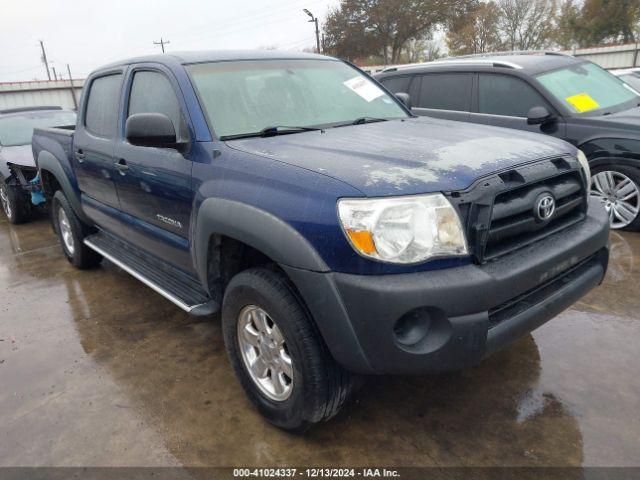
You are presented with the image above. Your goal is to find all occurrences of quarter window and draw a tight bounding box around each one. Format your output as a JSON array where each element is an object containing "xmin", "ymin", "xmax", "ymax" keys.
[
  {"xmin": 128, "ymin": 71, "xmax": 183, "ymax": 136},
  {"xmin": 416, "ymin": 73, "xmax": 472, "ymax": 111},
  {"xmin": 478, "ymin": 74, "xmax": 548, "ymax": 117},
  {"xmin": 85, "ymin": 74, "xmax": 122, "ymax": 137}
]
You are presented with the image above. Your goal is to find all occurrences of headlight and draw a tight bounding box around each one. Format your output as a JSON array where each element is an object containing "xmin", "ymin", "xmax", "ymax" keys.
[
  {"xmin": 577, "ymin": 150, "xmax": 591, "ymax": 195},
  {"xmin": 337, "ymin": 193, "xmax": 468, "ymax": 264}
]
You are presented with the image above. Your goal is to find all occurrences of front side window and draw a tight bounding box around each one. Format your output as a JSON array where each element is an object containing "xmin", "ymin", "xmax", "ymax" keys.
[
  {"xmin": 187, "ymin": 59, "xmax": 408, "ymax": 139},
  {"xmin": 536, "ymin": 62, "xmax": 640, "ymax": 115},
  {"xmin": 85, "ymin": 74, "xmax": 122, "ymax": 137},
  {"xmin": 0, "ymin": 111, "xmax": 76, "ymax": 147},
  {"xmin": 478, "ymin": 74, "xmax": 548, "ymax": 117},
  {"xmin": 128, "ymin": 71, "xmax": 184, "ymax": 136},
  {"xmin": 416, "ymin": 73, "xmax": 472, "ymax": 111}
]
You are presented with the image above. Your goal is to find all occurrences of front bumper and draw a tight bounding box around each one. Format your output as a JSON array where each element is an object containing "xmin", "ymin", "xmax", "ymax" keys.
[{"xmin": 284, "ymin": 200, "xmax": 610, "ymax": 375}]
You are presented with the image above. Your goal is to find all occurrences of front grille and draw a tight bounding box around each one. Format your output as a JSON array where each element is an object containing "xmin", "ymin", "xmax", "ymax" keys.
[
  {"xmin": 484, "ymin": 171, "xmax": 586, "ymax": 260},
  {"xmin": 448, "ymin": 157, "xmax": 588, "ymax": 263}
]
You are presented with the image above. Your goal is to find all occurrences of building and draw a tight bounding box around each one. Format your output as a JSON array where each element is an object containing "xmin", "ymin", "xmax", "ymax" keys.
[
  {"xmin": 0, "ymin": 79, "xmax": 84, "ymax": 110},
  {"xmin": 569, "ymin": 43, "xmax": 640, "ymax": 70}
]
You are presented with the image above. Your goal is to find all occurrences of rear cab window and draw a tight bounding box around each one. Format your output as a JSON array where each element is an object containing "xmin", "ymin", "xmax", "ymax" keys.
[{"xmin": 84, "ymin": 74, "xmax": 122, "ymax": 138}]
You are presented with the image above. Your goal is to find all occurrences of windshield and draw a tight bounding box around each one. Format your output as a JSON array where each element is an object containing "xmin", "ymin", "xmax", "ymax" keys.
[
  {"xmin": 619, "ymin": 73, "xmax": 640, "ymax": 93},
  {"xmin": 187, "ymin": 59, "xmax": 408, "ymax": 139},
  {"xmin": 0, "ymin": 111, "xmax": 76, "ymax": 147},
  {"xmin": 536, "ymin": 62, "xmax": 640, "ymax": 115}
]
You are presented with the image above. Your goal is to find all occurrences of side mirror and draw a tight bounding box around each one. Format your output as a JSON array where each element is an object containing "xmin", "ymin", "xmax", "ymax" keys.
[
  {"xmin": 395, "ymin": 92, "xmax": 412, "ymax": 110},
  {"xmin": 125, "ymin": 113, "xmax": 179, "ymax": 148},
  {"xmin": 527, "ymin": 106, "xmax": 553, "ymax": 125}
]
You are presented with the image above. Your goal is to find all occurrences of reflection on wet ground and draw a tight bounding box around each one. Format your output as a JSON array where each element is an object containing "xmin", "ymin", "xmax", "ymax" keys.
[{"xmin": 0, "ymin": 216, "xmax": 638, "ymax": 467}]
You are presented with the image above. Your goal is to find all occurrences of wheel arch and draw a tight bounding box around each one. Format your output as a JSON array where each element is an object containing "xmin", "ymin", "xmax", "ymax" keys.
[{"xmin": 37, "ymin": 151, "xmax": 90, "ymax": 224}]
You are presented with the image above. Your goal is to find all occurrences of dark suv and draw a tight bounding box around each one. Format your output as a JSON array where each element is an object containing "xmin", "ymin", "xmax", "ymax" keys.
[{"xmin": 375, "ymin": 52, "xmax": 640, "ymax": 231}]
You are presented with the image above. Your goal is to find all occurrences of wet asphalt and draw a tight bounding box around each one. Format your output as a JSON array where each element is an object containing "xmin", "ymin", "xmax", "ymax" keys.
[{"xmin": 0, "ymin": 213, "xmax": 638, "ymax": 468}]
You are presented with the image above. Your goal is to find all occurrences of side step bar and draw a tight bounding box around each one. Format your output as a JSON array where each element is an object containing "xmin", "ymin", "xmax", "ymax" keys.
[{"xmin": 84, "ymin": 233, "xmax": 218, "ymax": 317}]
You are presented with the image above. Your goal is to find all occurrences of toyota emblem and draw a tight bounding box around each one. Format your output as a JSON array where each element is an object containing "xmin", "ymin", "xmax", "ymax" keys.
[{"xmin": 535, "ymin": 194, "xmax": 556, "ymax": 221}]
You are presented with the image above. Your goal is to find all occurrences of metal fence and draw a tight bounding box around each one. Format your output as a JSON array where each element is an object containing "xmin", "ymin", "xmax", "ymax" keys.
[{"xmin": 0, "ymin": 79, "xmax": 84, "ymax": 110}]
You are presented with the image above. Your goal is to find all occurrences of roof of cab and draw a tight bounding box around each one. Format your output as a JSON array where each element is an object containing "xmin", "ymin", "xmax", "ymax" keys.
[
  {"xmin": 98, "ymin": 49, "xmax": 332, "ymax": 71},
  {"xmin": 376, "ymin": 51, "xmax": 585, "ymax": 77}
]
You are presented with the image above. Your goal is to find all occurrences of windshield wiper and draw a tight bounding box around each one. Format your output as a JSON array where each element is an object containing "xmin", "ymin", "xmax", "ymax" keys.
[
  {"xmin": 220, "ymin": 125, "xmax": 323, "ymax": 141},
  {"xmin": 351, "ymin": 116, "xmax": 388, "ymax": 125},
  {"xmin": 331, "ymin": 117, "xmax": 389, "ymax": 128}
]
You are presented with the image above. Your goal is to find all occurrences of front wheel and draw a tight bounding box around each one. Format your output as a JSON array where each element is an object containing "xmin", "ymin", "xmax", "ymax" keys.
[
  {"xmin": 222, "ymin": 267, "xmax": 355, "ymax": 432},
  {"xmin": 591, "ymin": 165, "xmax": 640, "ymax": 231}
]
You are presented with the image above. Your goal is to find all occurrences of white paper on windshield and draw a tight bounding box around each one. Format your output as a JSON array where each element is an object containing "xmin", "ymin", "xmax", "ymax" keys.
[{"xmin": 343, "ymin": 76, "xmax": 385, "ymax": 102}]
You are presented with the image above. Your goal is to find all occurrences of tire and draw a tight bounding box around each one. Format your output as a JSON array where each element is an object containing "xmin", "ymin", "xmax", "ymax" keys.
[
  {"xmin": 52, "ymin": 190, "xmax": 102, "ymax": 269},
  {"xmin": 0, "ymin": 181, "xmax": 31, "ymax": 225},
  {"xmin": 591, "ymin": 164, "xmax": 640, "ymax": 231},
  {"xmin": 222, "ymin": 267, "xmax": 355, "ymax": 432}
]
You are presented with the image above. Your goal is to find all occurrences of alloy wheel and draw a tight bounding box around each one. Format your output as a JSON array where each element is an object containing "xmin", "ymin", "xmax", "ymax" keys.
[
  {"xmin": 591, "ymin": 170, "xmax": 640, "ymax": 229},
  {"xmin": 58, "ymin": 207, "xmax": 76, "ymax": 255},
  {"xmin": 237, "ymin": 305, "xmax": 293, "ymax": 402}
]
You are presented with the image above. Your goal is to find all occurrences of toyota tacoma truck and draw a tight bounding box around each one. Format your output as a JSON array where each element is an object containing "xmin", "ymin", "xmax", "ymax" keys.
[{"xmin": 32, "ymin": 50, "xmax": 610, "ymax": 432}]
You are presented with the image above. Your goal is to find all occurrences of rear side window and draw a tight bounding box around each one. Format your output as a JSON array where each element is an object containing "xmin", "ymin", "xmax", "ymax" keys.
[
  {"xmin": 128, "ymin": 71, "xmax": 183, "ymax": 135},
  {"xmin": 379, "ymin": 76, "xmax": 412, "ymax": 94},
  {"xmin": 417, "ymin": 73, "xmax": 472, "ymax": 111},
  {"xmin": 84, "ymin": 74, "xmax": 122, "ymax": 137},
  {"xmin": 478, "ymin": 74, "xmax": 547, "ymax": 117}
]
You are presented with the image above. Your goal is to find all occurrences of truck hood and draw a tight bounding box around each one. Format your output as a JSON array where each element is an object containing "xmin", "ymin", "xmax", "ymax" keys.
[
  {"xmin": 0, "ymin": 144, "xmax": 36, "ymax": 168},
  {"xmin": 228, "ymin": 117, "xmax": 574, "ymax": 196}
]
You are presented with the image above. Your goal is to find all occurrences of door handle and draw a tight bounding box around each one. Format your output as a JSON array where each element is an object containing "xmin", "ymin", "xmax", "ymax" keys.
[
  {"xmin": 75, "ymin": 149, "xmax": 85, "ymax": 163},
  {"xmin": 115, "ymin": 159, "xmax": 129, "ymax": 175}
]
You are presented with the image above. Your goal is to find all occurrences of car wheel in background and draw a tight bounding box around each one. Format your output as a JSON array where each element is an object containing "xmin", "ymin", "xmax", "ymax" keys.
[
  {"xmin": 222, "ymin": 267, "xmax": 356, "ymax": 432},
  {"xmin": 52, "ymin": 190, "xmax": 103, "ymax": 269},
  {"xmin": 591, "ymin": 165, "xmax": 640, "ymax": 231},
  {"xmin": 0, "ymin": 181, "xmax": 31, "ymax": 225}
]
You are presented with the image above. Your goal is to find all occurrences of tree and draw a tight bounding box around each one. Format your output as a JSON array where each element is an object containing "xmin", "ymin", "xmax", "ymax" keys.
[
  {"xmin": 497, "ymin": 0, "xmax": 558, "ymax": 51},
  {"xmin": 579, "ymin": 0, "xmax": 640, "ymax": 45},
  {"xmin": 323, "ymin": 0, "xmax": 475, "ymax": 63},
  {"xmin": 447, "ymin": 1, "xmax": 502, "ymax": 55},
  {"xmin": 553, "ymin": 0, "xmax": 581, "ymax": 49}
]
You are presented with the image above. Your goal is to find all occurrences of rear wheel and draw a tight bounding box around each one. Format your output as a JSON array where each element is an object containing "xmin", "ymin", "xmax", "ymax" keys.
[
  {"xmin": 590, "ymin": 165, "xmax": 640, "ymax": 231},
  {"xmin": 0, "ymin": 181, "xmax": 31, "ymax": 224},
  {"xmin": 52, "ymin": 190, "xmax": 102, "ymax": 268},
  {"xmin": 222, "ymin": 267, "xmax": 355, "ymax": 432}
]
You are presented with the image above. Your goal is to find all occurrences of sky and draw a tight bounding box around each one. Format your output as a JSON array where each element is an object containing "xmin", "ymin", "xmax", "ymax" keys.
[{"xmin": 0, "ymin": 0, "xmax": 340, "ymax": 82}]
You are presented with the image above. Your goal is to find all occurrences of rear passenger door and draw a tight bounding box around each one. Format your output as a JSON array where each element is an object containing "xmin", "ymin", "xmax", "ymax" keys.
[
  {"xmin": 74, "ymin": 72, "xmax": 124, "ymax": 234},
  {"xmin": 113, "ymin": 66, "xmax": 196, "ymax": 273},
  {"xmin": 412, "ymin": 73, "xmax": 473, "ymax": 122},
  {"xmin": 470, "ymin": 73, "xmax": 564, "ymax": 137}
]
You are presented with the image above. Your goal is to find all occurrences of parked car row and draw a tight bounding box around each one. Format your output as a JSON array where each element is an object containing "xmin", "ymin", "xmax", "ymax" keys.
[
  {"xmin": 2, "ymin": 50, "xmax": 612, "ymax": 431},
  {"xmin": 375, "ymin": 51, "xmax": 640, "ymax": 230}
]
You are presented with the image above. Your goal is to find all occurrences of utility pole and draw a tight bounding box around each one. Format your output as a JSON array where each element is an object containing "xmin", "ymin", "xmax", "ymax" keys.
[
  {"xmin": 39, "ymin": 40, "xmax": 51, "ymax": 80},
  {"xmin": 67, "ymin": 64, "xmax": 78, "ymax": 110},
  {"xmin": 303, "ymin": 9, "xmax": 321, "ymax": 54},
  {"xmin": 153, "ymin": 37, "xmax": 170, "ymax": 53}
]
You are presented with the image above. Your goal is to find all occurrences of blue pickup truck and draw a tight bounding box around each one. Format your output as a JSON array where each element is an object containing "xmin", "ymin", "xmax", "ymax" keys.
[{"xmin": 32, "ymin": 50, "xmax": 610, "ymax": 431}]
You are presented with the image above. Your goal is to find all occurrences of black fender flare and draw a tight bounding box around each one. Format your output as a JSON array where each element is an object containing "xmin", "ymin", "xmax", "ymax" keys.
[
  {"xmin": 194, "ymin": 198, "xmax": 329, "ymax": 287},
  {"xmin": 37, "ymin": 151, "xmax": 91, "ymax": 224}
]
